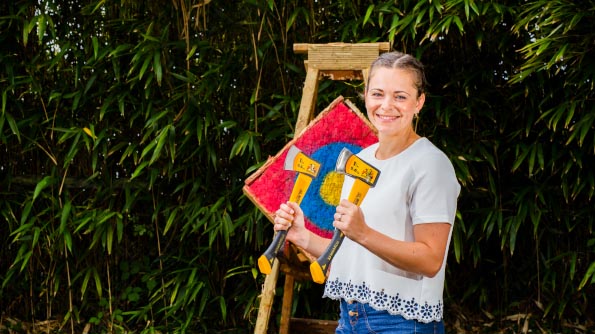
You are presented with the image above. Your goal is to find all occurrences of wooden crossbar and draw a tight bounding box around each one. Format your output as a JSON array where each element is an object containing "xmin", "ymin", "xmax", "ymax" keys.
[{"xmin": 294, "ymin": 42, "xmax": 390, "ymax": 70}]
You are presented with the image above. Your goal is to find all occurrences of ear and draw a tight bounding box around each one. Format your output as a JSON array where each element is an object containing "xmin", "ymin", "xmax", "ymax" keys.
[{"xmin": 416, "ymin": 93, "xmax": 426, "ymax": 112}]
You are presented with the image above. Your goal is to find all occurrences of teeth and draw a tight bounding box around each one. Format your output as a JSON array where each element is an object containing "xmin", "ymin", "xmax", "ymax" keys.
[{"xmin": 378, "ymin": 115, "xmax": 398, "ymax": 120}]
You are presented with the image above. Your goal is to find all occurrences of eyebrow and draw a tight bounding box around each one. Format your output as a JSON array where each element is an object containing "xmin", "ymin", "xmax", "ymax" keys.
[{"xmin": 369, "ymin": 88, "xmax": 411, "ymax": 94}]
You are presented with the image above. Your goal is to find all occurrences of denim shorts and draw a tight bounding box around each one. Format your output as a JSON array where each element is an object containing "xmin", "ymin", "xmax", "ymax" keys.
[{"xmin": 336, "ymin": 300, "xmax": 445, "ymax": 334}]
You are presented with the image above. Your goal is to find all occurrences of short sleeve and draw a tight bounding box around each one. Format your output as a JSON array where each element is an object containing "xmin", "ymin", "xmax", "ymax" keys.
[{"xmin": 409, "ymin": 151, "xmax": 460, "ymax": 225}]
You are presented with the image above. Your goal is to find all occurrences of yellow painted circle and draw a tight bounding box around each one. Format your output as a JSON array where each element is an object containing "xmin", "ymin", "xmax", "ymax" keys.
[{"xmin": 319, "ymin": 171, "xmax": 344, "ymax": 206}]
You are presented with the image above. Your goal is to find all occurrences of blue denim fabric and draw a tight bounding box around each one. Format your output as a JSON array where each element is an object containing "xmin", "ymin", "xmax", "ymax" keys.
[{"xmin": 336, "ymin": 300, "xmax": 445, "ymax": 334}]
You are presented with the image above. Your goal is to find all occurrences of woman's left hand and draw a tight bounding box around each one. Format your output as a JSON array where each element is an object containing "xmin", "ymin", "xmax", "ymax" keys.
[{"xmin": 333, "ymin": 199, "xmax": 368, "ymax": 242}]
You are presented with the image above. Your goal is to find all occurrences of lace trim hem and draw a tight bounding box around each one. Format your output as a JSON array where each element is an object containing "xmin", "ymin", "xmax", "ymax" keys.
[{"xmin": 323, "ymin": 277, "xmax": 443, "ymax": 323}]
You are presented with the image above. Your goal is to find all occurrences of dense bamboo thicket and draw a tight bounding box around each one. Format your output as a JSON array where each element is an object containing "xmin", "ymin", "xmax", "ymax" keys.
[{"xmin": 1, "ymin": 0, "xmax": 594, "ymax": 333}]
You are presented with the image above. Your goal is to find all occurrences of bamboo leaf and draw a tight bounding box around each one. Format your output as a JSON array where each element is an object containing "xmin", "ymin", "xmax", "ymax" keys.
[
  {"xmin": 453, "ymin": 16, "xmax": 464, "ymax": 34},
  {"xmin": 33, "ymin": 176, "xmax": 55, "ymax": 202},
  {"xmin": 81, "ymin": 268, "xmax": 92, "ymax": 298},
  {"xmin": 512, "ymin": 145, "xmax": 531, "ymax": 172},
  {"xmin": 131, "ymin": 161, "xmax": 150, "ymax": 180},
  {"xmin": 117, "ymin": 218, "xmax": 124, "ymax": 243},
  {"xmin": 4, "ymin": 112, "xmax": 21, "ymax": 142},
  {"xmin": 153, "ymin": 51, "xmax": 162, "ymax": 85},
  {"xmin": 94, "ymin": 268, "xmax": 102, "ymax": 298},
  {"xmin": 528, "ymin": 144, "xmax": 536, "ymax": 175},
  {"xmin": 32, "ymin": 226, "xmax": 41, "ymax": 248},
  {"xmin": 139, "ymin": 56, "xmax": 152, "ymax": 80},
  {"xmin": 84, "ymin": 74, "xmax": 97, "ymax": 95},
  {"xmin": 107, "ymin": 223, "xmax": 114, "ymax": 254},
  {"xmin": 286, "ymin": 9, "xmax": 299, "ymax": 33},
  {"xmin": 149, "ymin": 124, "xmax": 172, "ymax": 164},
  {"xmin": 37, "ymin": 15, "xmax": 46, "ymax": 45},
  {"xmin": 23, "ymin": 18, "xmax": 36, "ymax": 46},
  {"xmin": 19, "ymin": 251, "xmax": 33, "ymax": 272},
  {"xmin": 60, "ymin": 200, "xmax": 71, "ymax": 233},
  {"xmin": 164, "ymin": 209, "xmax": 178, "ymax": 235},
  {"xmin": 219, "ymin": 296, "xmax": 227, "ymax": 321},
  {"xmin": 363, "ymin": 5, "xmax": 375, "ymax": 26},
  {"xmin": 2, "ymin": 89, "xmax": 6, "ymax": 114}
]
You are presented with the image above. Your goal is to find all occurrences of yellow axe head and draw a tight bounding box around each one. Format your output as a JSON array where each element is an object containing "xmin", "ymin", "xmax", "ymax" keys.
[
  {"xmin": 335, "ymin": 147, "xmax": 380, "ymax": 205},
  {"xmin": 284, "ymin": 145, "xmax": 321, "ymax": 204},
  {"xmin": 310, "ymin": 147, "xmax": 381, "ymax": 283}
]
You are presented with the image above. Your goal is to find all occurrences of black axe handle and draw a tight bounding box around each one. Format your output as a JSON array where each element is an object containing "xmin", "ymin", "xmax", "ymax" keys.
[
  {"xmin": 310, "ymin": 229, "xmax": 344, "ymax": 283},
  {"xmin": 257, "ymin": 172, "xmax": 314, "ymax": 274},
  {"xmin": 257, "ymin": 230, "xmax": 288, "ymax": 275}
]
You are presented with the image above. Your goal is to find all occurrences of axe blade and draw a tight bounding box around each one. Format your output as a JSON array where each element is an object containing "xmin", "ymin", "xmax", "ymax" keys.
[
  {"xmin": 258, "ymin": 145, "xmax": 321, "ymax": 275},
  {"xmin": 335, "ymin": 147, "xmax": 380, "ymax": 188},
  {"xmin": 284, "ymin": 145, "xmax": 320, "ymax": 178}
]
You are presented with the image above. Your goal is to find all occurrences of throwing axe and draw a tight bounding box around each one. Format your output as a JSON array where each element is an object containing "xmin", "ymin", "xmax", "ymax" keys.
[
  {"xmin": 310, "ymin": 147, "xmax": 380, "ymax": 284},
  {"xmin": 258, "ymin": 145, "xmax": 321, "ymax": 275}
]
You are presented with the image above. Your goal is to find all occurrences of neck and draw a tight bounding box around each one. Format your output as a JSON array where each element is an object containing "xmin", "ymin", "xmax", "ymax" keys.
[{"xmin": 375, "ymin": 130, "xmax": 420, "ymax": 160}]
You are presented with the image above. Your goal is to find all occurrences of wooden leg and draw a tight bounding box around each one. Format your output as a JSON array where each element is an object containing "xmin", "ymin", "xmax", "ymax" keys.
[
  {"xmin": 279, "ymin": 274, "xmax": 295, "ymax": 334},
  {"xmin": 254, "ymin": 260, "xmax": 281, "ymax": 334},
  {"xmin": 362, "ymin": 68, "xmax": 369, "ymax": 86},
  {"xmin": 295, "ymin": 67, "xmax": 320, "ymax": 134}
]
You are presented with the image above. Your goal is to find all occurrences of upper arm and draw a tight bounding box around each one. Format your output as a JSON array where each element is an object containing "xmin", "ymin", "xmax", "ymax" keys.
[{"xmin": 413, "ymin": 222, "xmax": 452, "ymax": 276}]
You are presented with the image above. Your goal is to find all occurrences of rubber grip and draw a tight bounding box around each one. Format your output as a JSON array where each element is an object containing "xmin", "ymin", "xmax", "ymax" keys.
[
  {"xmin": 257, "ymin": 230, "xmax": 288, "ymax": 274},
  {"xmin": 310, "ymin": 229, "xmax": 345, "ymax": 283}
]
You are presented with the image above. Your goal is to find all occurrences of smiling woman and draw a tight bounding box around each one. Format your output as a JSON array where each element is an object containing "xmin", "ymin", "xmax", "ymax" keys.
[{"xmin": 274, "ymin": 52, "xmax": 461, "ymax": 333}]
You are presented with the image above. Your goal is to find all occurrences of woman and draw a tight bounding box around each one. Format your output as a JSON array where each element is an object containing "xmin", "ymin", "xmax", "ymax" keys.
[{"xmin": 274, "ymin": 51, "xmax": 460, "ymax": 333}]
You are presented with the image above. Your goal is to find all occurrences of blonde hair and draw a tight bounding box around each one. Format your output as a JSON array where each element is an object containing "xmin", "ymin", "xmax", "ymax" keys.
[{"xmin": 367, "ymin": 51, "xmax": 427, "ymax": 98}]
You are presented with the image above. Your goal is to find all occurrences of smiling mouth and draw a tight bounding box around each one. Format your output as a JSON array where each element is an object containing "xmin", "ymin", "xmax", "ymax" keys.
[{"xmin": 376, "ymin": 114, "xmax": 400, "ymax": 120}]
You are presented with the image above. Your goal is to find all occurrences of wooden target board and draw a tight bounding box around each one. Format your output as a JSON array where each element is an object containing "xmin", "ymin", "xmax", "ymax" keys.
[{"xmin": 243, "ymin": 96, "xmax": 378, "ymax": 238}]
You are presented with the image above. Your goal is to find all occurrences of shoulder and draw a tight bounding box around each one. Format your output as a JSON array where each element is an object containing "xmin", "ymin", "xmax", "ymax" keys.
[{"xmin": 410, "ymin": 138, "xmax": 454, "ymax": 168}]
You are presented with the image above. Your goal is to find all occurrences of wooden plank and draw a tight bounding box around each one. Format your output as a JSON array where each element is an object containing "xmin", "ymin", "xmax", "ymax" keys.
[
  {"xmin": 362, "ymin": 68, "xmax": 370, "ymax": 86},
  {"xmin": 307, "ymin": 44, "xmax": 380, "ymax": 70},
  {"xmin": 253, "ymin": 260, "xmax": 280, "ymax": 334},
  {"xmin": 319, "ymin": 70, "xmax": 365, "ymax": 81},
  {"xmin": 295, "ymin": 67, "xmax": 320, "ymax": 135},
  {"xmin": 294, "ymin": 42, "xmax": 391, "ymax": 54},
  {"xmin": 279, "ymin": 275, "xmax": 295, "ymax": 334},
  {"xmin": 290, "ymin": 318, "xmax": 338, "ymax": 334}
]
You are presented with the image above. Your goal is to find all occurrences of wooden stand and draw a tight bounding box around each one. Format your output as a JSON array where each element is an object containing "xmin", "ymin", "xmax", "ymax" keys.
[{"xmin": 254, "ymin": 42, "xmax": 390, "ymax": 334}]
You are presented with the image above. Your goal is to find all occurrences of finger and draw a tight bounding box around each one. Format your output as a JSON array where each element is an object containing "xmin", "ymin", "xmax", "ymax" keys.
[
  {"xmin": 282, "ymin": 202, "xmax": 296, "ymax": 214},
  {"xmin": 274, "ymin": 220, "xmax": 292, "ymax": 231},
  {"xmin": 275, "ymin": 208, "xmax": 293, "ymax": 220},
  {"xmin": 274, "ymin": 215, "xmax": 289, "ymax": 227}
]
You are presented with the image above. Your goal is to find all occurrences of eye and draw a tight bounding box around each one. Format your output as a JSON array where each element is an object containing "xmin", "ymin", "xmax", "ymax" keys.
[{"xmin": 395, "ymin": 95, "xmax": 407, "ymax": 101}]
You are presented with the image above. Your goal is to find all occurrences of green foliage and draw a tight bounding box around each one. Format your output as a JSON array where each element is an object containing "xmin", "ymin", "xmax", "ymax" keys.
[{"xmin": 1, "ymin": 0, "xmax": 594, "ymax": 333}]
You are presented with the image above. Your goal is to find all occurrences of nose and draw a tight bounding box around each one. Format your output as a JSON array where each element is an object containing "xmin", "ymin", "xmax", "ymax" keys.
[{"xmin": 380, "ymin": 96, "xmax": 393, "ymax": 110}]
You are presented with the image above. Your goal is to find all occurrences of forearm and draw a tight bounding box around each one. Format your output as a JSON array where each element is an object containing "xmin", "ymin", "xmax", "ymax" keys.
[
  {"xmin": 291, "ymin": 230, "xmax": 331, "ymax": 259},
  {"xmin": 357, "ymin": 224, "xmax": 450, "ymax": 278}
]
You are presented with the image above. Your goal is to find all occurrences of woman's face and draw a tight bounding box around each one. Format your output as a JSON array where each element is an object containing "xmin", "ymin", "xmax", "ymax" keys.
[{"xmin": 365, "ymin": 67, "xmax": 425, "ymax": 137}]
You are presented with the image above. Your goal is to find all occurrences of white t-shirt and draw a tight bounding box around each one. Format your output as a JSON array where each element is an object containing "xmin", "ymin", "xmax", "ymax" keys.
[{"xmin": 322, "ymin": 138, "xmax": 461, "ymax": 323}]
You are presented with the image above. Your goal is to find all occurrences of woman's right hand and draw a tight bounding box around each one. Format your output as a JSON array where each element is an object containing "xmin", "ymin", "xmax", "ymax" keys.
[{"xmin": 274, "ymin": 201, "xmax": 307, "ymax": 246}]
